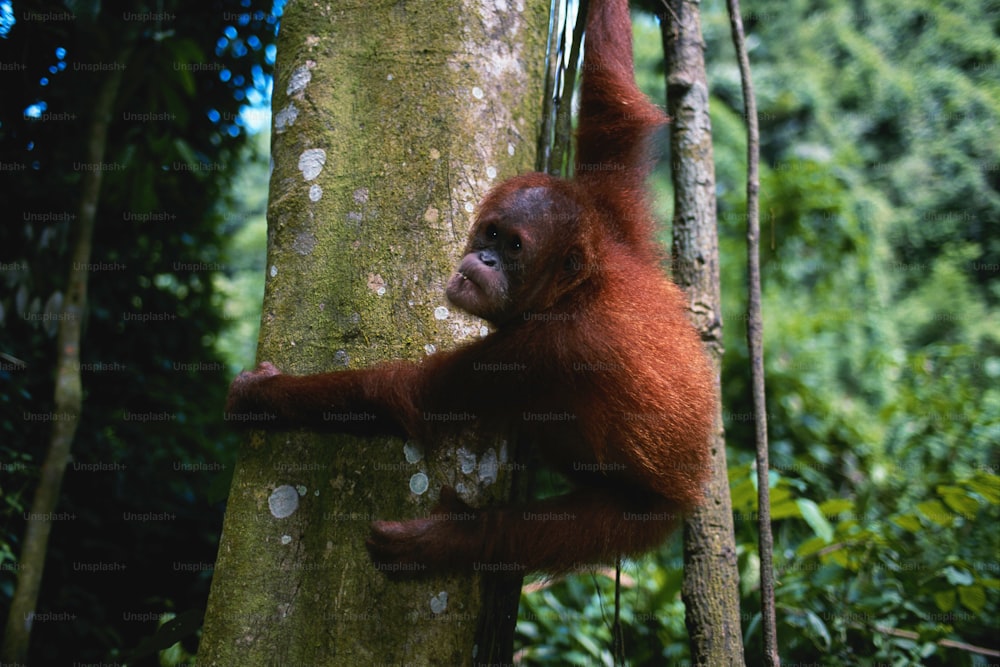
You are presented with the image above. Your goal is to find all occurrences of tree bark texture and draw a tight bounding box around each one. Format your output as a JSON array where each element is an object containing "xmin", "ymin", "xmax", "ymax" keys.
[
  {"xmin": 660, "ymin": 1, "xmax": 747, "ymax": 665},
  {"xmin": 198, "ymin": 1, "xmax": 549, "ymax": 665}
]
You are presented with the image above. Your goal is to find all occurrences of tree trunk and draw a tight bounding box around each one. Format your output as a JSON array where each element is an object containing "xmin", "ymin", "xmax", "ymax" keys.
[
  {"xmin": 198, "ymin": 1, "xmax": 549, "ymax": 664},
  {"xmin": 660, "ymin": 1, "xmax": 747, "ymax": 665},
  {"xmin": 725, "ymin": 3, "xmax": 779, "ymax": 664},
  {"xmin": 1, "ymin": 63, "xmax": 124, "ymax": 665}
]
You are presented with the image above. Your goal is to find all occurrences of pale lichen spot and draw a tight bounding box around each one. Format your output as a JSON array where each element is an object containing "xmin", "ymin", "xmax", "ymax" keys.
[
  {"xmin": 409, "ymin": 472, "xmax": 429, "ymax": 495},
  {"xmin": 429, "ymin": 148, "xmax": 441, "ymax": 160},
  {"xmin": 495, "ymin": 0, "xmax": 508, "ymax": 11},
  {"xmin": 298, "ymin": 148, "xmax": 326, "ymax": 181},
  {"xmin": 286, "ymin": 62, "xmax": 314, "ymax": 98},
  {"xmin": 457, "ymin": 448, "xmax": 477, "ymax": 475},
  {"xmin": 268, "ymin": 485, "xmax": 299, "ymax": 519},
  {"xmin": 479, "ymin": 325, "xmax": 489, "ymax": 337},
  {"xmin": 464, "ymin": 201, "xmax": 475, "ymax": 213},
  {"xmin": 281, "ymin": 535, "xmax": 292, "ymax": 545},
  {"xmin": 353, "ymin": 187, "xmax": 369, "ymax": 204},
  {"xmin": 404, "ymin": 441, "xmax": 424, "ymax": 464},
  {"xmin": 387, "ymin": 73, "xmax": 394, "ymax": 81},
  {"xmin": 430, "ymin": 591, "xmax": 448, "ymax": 615},
  {"xmin": 309, "ymin": 184, "xmax": 322, "ymax": 202},
  {"xmin": 434, "ymin": 306, "xmax": 449, "ymax": 320},
  {"xmin": 296, "ymin": 485, "xmax": 308, "ymax": 496},
  {"xmin": 507, "ymin": 143, "xmax": 515, "ymax": 156},
  {"xmin": 472, "ymin": 86, "xmax": 484, "ymax": 100},
  {"xmin": 424, "ymin": 205, "xmax": 440, "ymax": 223},
  {"xmin": 479, "ymin": 448, "xmax": 498, "ymax": 485},
  {"xmin": 486, "ymin": 166, "xmax": 497, "ymax": 179},
  {"xmin": 274, "ymin": 103, "xmax": 298, "ymax": 132},
  {"xmin": 270, "ymin": 265, "xmax": 278, "ymax": 278},
  {"xmin": 292, "ymin": 231, "xmax": 317, "ymax": 256},
  {"xmin": 424, "ymin": 343, "xmax": 437, "ymax": 355}
]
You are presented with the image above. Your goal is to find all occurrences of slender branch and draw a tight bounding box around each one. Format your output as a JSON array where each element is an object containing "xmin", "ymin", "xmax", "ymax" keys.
[
  {"xmin": 868, "ymin": 624, "xmax": 1000, "ymax": 659},
  {"xmin": 1, "ymin": 53, "xmax": 126, "ymax": 664},
  {"xmin": 612, "ymin": 561, "xmax": 624, "ymax": 665},
  {"xmin": 724, "ymin": 2, "xmax": 779, "ymax": 666}
]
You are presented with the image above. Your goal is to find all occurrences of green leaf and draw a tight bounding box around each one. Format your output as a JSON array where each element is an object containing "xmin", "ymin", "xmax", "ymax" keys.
[
  {"xmin": 830, "ymin": 549, "xmax": 852, "ymax": 569},
  {"xmin": 128, "ymin": 609, "xmax": 204, "ymax": 660},
  {"xmin": 798, "ymin": 498, "xmax": 835, "ymax": 541},
  {"xmin": 818, "ymin": 497, "xmax": 854, "ymax": 516},
  {"xmin": 933, "ymin": 590, "xmax": 956, "ymax": 612},
  {"xmin": 890, "ymin": 513, "xmax": 922, "ymax": 533},
  {"xmin": 804, "ymin": 610, "xmax": 832, "ymax": 649},
  {"xmin": 938, "ymin": 485, "xmax": 982, "ymax": 519},
  {"xmin": 730, "ymin": 477, "xmax": 757, "ymax": 511},
  {"xmin": 771, "ymin": 499, "xmax": 802, "ymax": 520},
  {"xmin": 957, "ymin": 585, "xmax": 986, "ymax": 613},
  {"xmin": 942, "ymin": 566, "xmax": 974, "ymax": 586},
  {"xmin": 916, "ymin": 499, "xmax": 953, "ymax": 526},
  {"xmin": 573, "ymin": 631, "xmax": 604, "ymax": 658},
  {"xmin": 797, "ymin": 535, "xmax": 830, "ymax": 558},
  {"xmin": 967, "ymin": 475, "xmax": 1000, "ymax": 504},
  {"xmin": 771, "ymin": 486, "xmax": 794, "ymax": 507}
]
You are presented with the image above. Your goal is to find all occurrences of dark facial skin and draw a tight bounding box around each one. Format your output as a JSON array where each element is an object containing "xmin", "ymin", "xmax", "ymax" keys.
[
  {"xmin": 445, "ymin": 183, "xmax": 583, "ymax": 325},
  {"xmin": 445, "ymin": 220, "xmax": 523, "ymax": 323}
]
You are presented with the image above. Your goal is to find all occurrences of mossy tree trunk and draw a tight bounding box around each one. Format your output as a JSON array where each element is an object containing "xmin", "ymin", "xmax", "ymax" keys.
[
  {"xmin": 661, "ymin": 1, "xmax": 747, "ymax": 665},
  {"xmin": 198, "ymin": 1, "xmax": 549, "ymax": 664}
]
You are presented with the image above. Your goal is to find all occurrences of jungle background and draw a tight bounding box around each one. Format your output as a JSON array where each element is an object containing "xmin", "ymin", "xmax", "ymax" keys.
[{"xmin": 0, "ymin": 0, "xmax": 996, "ymax": 664}]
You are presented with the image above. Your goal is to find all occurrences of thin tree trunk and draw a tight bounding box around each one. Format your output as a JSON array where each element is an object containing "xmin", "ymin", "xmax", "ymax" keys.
[
  {"xmin": 198, "ymin": 2, "xmax": 549, "ymax": 664},
  {"xmin": 2, "ymin": 63, "xmax": 124, "ymax": 664},
  {"xmin": 725, "ymin": 2, "xmax": 779, "ymax": 665},
  {"xmin": 660, "ymin": 1, "xmax": 747, "ymax": 665}
]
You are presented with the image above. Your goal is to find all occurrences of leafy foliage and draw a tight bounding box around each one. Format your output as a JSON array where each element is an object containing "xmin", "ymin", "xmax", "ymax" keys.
[
  {"xmin": 711, "ymin": 1, "xmax": 1000, "ymax": 664},
  {"xmin": 517, "ymin": 558, "xmax": 688, "ymax": 666}
]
